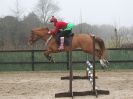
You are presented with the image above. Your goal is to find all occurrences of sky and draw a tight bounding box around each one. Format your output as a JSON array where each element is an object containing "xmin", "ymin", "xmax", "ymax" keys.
[{"xmin": 0, "ymin": 0, "xmax": 133, "ymax": 27}]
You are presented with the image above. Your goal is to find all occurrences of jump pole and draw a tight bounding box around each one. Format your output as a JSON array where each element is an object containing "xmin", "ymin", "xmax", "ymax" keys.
[
  {"xmin": 92, "ymin": 35, "xmax": 97, "ymax": 96},
  {"xmin": 69, "ymin": 50, "xmax": 73, "ymax": 98}
]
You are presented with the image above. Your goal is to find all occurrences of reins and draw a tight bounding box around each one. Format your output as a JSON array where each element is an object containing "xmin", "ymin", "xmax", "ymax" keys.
[{"xmin": 44, "ymin": 35, "xmax": 53, "ymax": 48}]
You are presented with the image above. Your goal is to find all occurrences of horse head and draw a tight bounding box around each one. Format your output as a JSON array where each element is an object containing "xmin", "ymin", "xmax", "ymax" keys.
[{"xmin": 28, "ymin": 27, "xmax": 49, "ymax": 45}]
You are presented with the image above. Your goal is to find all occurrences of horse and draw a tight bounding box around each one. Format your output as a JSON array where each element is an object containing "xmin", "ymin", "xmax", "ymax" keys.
[{"xmin": 28, "ymin": 27, "xmax": 109, "ymax": 69}]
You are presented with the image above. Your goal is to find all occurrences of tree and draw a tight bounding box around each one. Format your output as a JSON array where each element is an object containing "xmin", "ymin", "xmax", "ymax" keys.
[
  {"xmin": 23, "ymin": 12, "xmax": 41, "ymax": 29},
  {"xmin": 11, "ymin": 0, "xmax": 24, "ymax": 21},
  {"xmin": 0, "ymin": 16, "xmax": 19, "ymax": 49},
  {"xmin": 108, "ymin": 27, "xmax": 130, "ymax": 48},
  {"xmin": 35, "ymin": 0, "xmax": 60, "ymax": 26}
]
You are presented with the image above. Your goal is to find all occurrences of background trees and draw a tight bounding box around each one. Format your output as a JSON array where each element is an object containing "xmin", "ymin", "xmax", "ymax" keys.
[
  {"xmin": 35, "ymin": 0, "xmax": 60, "ymax": 26},
  {"xmin": 0, "ymin": 0, "xmax": 132, "ymax": 50}
]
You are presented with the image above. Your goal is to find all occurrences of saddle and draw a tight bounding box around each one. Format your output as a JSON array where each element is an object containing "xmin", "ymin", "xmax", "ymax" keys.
[
  {"xmin": 64, "ymin": 33, "xmax": 74, "ymax": 46},
  {"xmin": 56, "ymin": 32, "xmax": 74, "ymax": 46}
]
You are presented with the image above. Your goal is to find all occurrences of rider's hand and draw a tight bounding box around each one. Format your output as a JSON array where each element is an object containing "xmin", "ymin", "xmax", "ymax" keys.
[{"xmin": 48, "ymin": 31, "xmax": 51, "ymax": 34}]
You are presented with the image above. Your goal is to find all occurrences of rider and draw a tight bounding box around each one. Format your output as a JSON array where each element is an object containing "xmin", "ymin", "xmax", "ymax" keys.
[{"xmin": 48, "ymin": 16, "xmax": 74, "ymax": 50}]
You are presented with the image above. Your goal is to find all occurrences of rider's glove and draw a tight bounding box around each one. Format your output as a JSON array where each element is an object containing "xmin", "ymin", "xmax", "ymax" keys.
[{"xmin": 48, "ymin": 31, "xmax": 51, "ymax": 34}]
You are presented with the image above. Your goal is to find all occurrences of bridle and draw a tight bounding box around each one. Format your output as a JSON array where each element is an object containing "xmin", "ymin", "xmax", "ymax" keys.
[{"xmin": 30, "ymin": 30, "xmax": 53, "ymax": 48}]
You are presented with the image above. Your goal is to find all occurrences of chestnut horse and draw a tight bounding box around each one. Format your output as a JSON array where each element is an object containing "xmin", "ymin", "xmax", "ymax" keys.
[{"xmin": 28, "ymin": 27, "xmax": 108, "ymax": 69}]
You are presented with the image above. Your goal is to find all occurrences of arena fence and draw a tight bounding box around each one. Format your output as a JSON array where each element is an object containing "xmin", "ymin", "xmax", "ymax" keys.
[{"xmin": 0, "ymin": 48, "xmax": 133, "ymax": 71}]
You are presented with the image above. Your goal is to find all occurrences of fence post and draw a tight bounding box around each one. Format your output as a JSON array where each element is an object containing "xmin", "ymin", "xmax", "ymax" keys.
[{"xmin": 31, "ymin": 50, "xmax": 35, "ymax": 71}]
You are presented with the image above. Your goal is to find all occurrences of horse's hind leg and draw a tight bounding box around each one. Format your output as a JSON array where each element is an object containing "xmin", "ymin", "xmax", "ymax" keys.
[
  {"xmin": 44, "ymin": 50, "xmax": 55, "ymax": 63},
  {"xmin": 95, "ymin": 49, "xmax": 109, "ymax": 69}
]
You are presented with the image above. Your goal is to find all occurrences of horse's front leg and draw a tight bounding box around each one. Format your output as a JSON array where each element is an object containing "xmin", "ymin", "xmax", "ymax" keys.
[{"xmin": 44, "ymin": 50, "xmax": 55, "ymax": 63}]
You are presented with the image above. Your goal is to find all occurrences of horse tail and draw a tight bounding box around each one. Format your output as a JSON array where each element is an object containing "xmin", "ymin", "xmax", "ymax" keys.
[{"xmin": 94, "ymin": 37, "xmax": 106, "ymax": 58}]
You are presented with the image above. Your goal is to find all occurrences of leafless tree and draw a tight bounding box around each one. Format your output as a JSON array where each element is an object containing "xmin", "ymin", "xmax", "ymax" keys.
[
  {"xmin": 109, "ymin": 26, "xmax": 130, "ymax": 48},
  {"xmin": 11, "ymin": 0, "xmax": 24, "ymax": 21},
  {"xmin": 35, "ymin": 0, "xmax": 60, "ymax": 26}
]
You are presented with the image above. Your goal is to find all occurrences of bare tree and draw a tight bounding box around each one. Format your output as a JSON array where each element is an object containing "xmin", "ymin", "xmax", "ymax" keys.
[
  {"xmin": 35, "ymin": 0, "xmax": 60, "ymax": 26},
  {"xmin": 11, "ymin": 0, "xmax": 24, "ymax": 21},
  {"xmin": 109, "ymin": 27, "xmax": 130, "ymax": 48},
  {"xmin": 9, "ymin": 0, "xmax": 24, "ymax": 48}
]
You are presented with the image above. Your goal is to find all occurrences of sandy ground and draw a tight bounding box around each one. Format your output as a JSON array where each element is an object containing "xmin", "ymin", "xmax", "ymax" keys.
[{"xmin": 0, "ymin": 71, "xmax": 133, "ymax": 99}]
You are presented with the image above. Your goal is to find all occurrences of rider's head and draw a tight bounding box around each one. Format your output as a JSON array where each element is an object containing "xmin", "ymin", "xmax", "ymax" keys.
[{"xmin": 50, "ymin": 16, "xmax": 57, "ymax": 25}]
